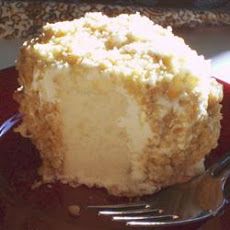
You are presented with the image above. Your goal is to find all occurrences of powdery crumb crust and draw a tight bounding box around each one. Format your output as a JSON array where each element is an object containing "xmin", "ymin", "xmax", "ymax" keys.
[{"xmin": 15, "ymin": 12, "xmax": 223, "ymax": 197}]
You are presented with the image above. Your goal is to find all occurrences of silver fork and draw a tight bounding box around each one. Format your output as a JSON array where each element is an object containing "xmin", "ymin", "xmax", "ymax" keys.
[
  {"xmin": 0, "ymin": 113, "xmax": 22, "ymax": 138},
  {"xmin": 88, "ymin": 153, "xmax": 230, "ymax": 227}
]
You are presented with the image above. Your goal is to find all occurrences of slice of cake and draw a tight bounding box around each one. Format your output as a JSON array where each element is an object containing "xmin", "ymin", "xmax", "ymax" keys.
[{"xmin": 14, "ymin": 12, "xmax": 223, "ymax": 197}]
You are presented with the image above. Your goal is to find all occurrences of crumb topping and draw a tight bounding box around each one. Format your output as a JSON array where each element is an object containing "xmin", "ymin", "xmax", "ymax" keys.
[{"xmin": 21, "ymin": 12, "xmax": 211, "ymax": 87}]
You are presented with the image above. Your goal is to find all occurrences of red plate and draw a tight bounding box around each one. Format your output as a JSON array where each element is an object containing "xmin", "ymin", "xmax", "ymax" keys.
[{"xmin": 0, "ymin": 67, "xmax": 230, "ymax": 230}]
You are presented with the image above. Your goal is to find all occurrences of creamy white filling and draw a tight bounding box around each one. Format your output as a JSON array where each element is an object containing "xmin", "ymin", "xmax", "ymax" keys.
[
  {"xmin": 117, "ymin": 87, "xmax": 152, "ymax": 153},
  {"xmin": 34, "ymin": 67, "xmax": 153, "ymax": 192}
]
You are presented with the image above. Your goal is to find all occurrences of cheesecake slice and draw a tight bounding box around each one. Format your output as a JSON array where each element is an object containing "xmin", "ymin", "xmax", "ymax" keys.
[{"xmin": 15, "ymin": 12, "xmax": 223, "ymax": 197}]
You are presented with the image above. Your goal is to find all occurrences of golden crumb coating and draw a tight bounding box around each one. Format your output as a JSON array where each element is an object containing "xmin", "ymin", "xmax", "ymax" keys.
[{"xmin": 15, "ymin": 12, "xmax": 223, "ymax": 196}]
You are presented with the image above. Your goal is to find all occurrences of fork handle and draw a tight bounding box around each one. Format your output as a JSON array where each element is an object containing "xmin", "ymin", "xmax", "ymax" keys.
[{"xmin": 209, "ymin": 152, "xmax": 230, "ymax": 178}]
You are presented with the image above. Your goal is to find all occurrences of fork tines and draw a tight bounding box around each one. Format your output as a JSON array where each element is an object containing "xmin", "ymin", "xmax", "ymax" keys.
[
  {"xmin": 88, "ymin": 202, "xmax": 179, "ymax": 226},
  {"xmin": 98, "ymin": 207, "xmax": 163, "ymax": 216},
  {"xmin": 88, "ymin": 202, "xmax": 148, "ymax": 210}
]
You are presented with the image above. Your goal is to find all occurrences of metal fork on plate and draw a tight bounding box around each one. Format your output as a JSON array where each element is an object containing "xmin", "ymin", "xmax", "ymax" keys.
[{"xmin": 88, "ymin": 153, "xmax": 230, "ymax": 227}]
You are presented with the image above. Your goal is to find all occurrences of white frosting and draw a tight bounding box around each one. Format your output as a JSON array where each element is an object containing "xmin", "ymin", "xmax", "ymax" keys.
[
  {"xmin": 156, "ymin": 96, "xmax": 186, "ymax": 119},
  {"xmin": 31, "ymin": 66, "xmax": 68, "ymax": 102}
]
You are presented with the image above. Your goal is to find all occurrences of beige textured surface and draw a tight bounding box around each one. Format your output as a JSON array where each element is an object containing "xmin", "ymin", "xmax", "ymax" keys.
[{"xmin": 15, "ymin": 13, "xmax": 223, "ymax": 196}]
